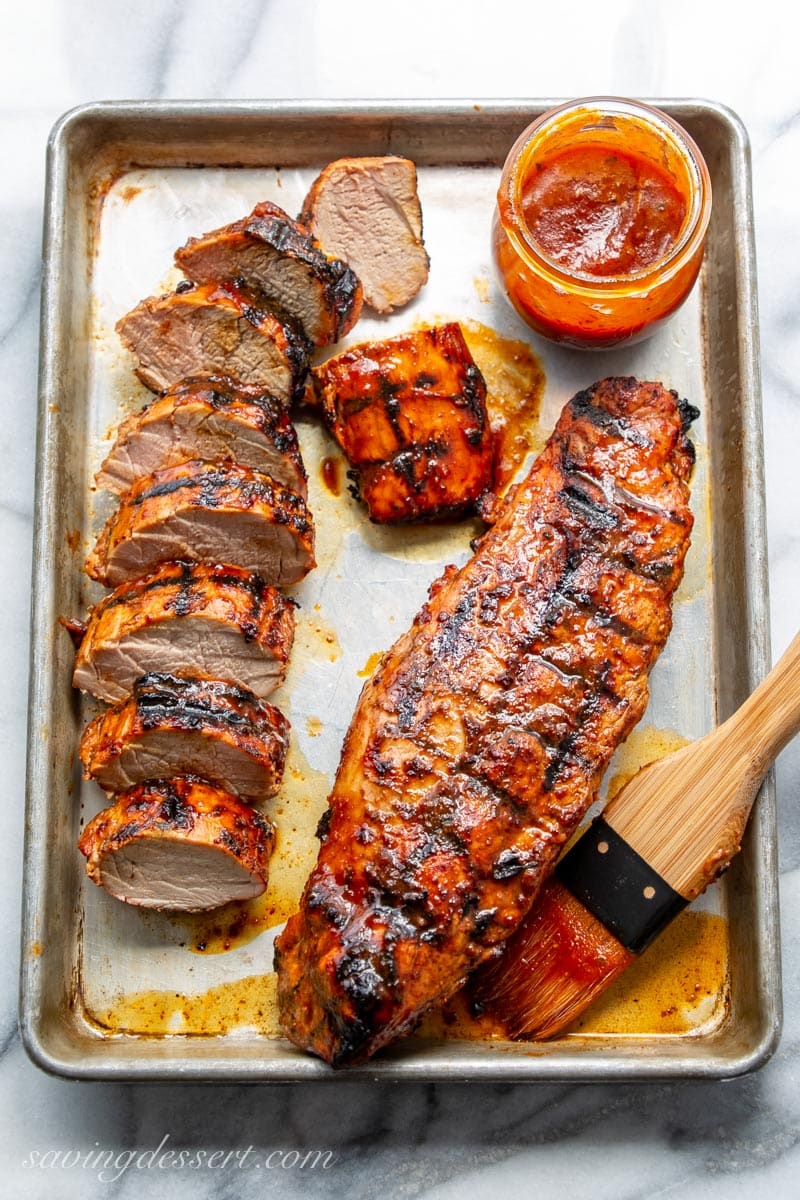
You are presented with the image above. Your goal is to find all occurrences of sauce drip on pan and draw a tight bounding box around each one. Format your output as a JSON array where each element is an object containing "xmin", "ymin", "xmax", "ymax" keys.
[
  {"xmin": 605, "ymin": 725, "xmax": 690, "ymax": 802},
  {"xmin": 460, "ymin": 320, "xmax": 546, "ymax": 495},
  {"xmin": 320, "ymin": 455, "xmax": 342, "ymax": 496},
  {"xmin": 358, "ymin": 651, "xmax": 385, "ymax": 679},
  {"xmin": 90, "ymin": 975, "xmax": 282, "ymax": 1036},
  {"xmin": 186, "ymin": 892, "xmax": 282, "ymax": 956}
]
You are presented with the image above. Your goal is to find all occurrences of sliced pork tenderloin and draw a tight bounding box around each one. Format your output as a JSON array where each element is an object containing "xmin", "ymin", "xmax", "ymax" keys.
[
  {"xmin": 78, "ymin": 777, "xmax": 275, "ymax": 911},
  {"xmin": 97, "ymin": 374, "xmax": 307, "ymax": 498},
  {"xmin": 80, "ymin": 673, "xmax": 290, "ymax": 804},
  {"xmin": 300, "ymin": 157, "xmax": 429, "ymax": 313},
  {"xmin": 72, "ymin": 561, "xmax": 295, "ymax": 704},
  {"xmin": 115, "ymin": 282, "xmax": 310, "ymax": 405},
  {"xmin": 175, "ymin": 200, "xmax": 363, "ymax": 347},
  {"xmin": 85, "ymin": 459, "xmax": 315, "ymax": 589}
]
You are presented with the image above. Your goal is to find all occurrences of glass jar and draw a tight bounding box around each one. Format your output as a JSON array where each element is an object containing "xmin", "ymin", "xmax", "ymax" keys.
[{"xmin": 493, "ymin": 97, "xmax": 712, "ymax": 349}]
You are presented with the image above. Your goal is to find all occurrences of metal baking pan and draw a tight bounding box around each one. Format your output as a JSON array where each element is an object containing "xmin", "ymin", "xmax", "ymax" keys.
[{"xmin": 21, "ymin": 99, "xmax": 780, "ymax": 1080}]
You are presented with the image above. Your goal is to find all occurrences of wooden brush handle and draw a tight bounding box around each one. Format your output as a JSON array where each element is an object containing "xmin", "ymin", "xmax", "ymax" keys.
[
  {"xmin": 719, "ymin": 628, "xmax": 800, "ymax": 769},
  {"xmin": 606, "ymin": 629, "xmax": 800, "ymax": 900}
]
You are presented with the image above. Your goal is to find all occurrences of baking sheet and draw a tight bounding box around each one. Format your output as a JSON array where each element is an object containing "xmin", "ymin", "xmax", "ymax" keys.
[{"xmin": 21, "ymin": 101, "xmax": 780, "ymax": 1080}]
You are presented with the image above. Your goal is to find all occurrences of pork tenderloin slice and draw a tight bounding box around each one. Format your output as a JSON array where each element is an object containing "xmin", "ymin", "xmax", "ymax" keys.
[
  {"xmin": 85, "ymin": 460, "xmax": 315, "ymax": 589},
  {"xmin": 72, "ymin": 561, "xmax": 295, "ymax": 704},
  {"xmin": 115, "ymin": 283, "xmax": 310, "ymax": 405},
  {"xmin": 300, "ymin": 157, "xmax": 429, "ymax": 313},
  {"xmin": 78, "ymin": 777, "xmax": 275, "ymax": 911},
  {"xmin": 175, "ymin": 201, "xmax": 363, "ymax": 347},
  {"xmin": 80, "ymin": 673, "xmax": 290, "ymax": 804},
  {"xmin": 97, "ymin": 374, "xmax": 307, "ymax": 498}
]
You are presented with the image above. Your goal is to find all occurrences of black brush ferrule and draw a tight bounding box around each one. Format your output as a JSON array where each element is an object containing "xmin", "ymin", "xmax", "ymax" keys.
[{"xmin": 555, "ymin": 817, "xmax": 688, "ymax": 955}]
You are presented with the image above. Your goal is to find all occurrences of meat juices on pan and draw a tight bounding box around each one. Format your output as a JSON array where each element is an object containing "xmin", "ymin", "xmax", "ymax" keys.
[
  {"xmin": 312, "ymin": 323, "xmax": 494, "ymax": 523},
  {"xmin": 175, "ymin": 200, "xmax": 363, "ymax": 347},
  {"xmin": 85, "ymin": 459, "xmax": 315, "ymax": 589},
  {"xmin": 275, "ymin": 377, "xmax": 698, "ymax": 1067},
  {"xmin": 72, "ymin": 561, "xmax": 295, "ymax": 704},
  {"xmin": 300, "ymin": 157, "xmax": 430, "ymax": 313},
  {"xmin": 115, "ymin": 282, "xmax": 310, "ymax": 406},
  {"xmin": 80, "ymin": 673, "xmax": 291, "ymax": 805},
  {"xmin": 96, "ymin": 375, "xmax": 308, "ymax": 499},
  {"xmin": 79, "ymin": 776, "xmax": 276, "ymax": 912}
]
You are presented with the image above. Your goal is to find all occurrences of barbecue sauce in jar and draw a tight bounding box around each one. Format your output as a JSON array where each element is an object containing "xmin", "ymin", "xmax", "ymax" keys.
[{"xmin": 493, "ymin": 98, "xmax": 711, "ymax": 348}]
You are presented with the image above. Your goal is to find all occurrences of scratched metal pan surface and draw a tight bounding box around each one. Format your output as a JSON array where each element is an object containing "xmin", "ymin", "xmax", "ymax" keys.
[{"xmin": 21, "ymin": 100, "xmax": 779, "ymax": 1080}]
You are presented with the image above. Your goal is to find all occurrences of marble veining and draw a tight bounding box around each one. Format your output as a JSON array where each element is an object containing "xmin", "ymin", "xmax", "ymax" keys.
[{"xmin": 2, "ymin": 0, "xmax": 799, "ymax": 1196}]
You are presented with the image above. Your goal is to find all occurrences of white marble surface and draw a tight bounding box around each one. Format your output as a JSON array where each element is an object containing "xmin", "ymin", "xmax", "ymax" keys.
[{"xmin": 3, "ymin": 0, "xmax": 799, "ymax": 1195}]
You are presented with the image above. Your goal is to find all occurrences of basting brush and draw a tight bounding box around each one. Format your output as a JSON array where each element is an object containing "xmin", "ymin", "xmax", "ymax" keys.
[{"xmin": 471, "ymin": 629, "xmax": 800, "ymax": 1040}]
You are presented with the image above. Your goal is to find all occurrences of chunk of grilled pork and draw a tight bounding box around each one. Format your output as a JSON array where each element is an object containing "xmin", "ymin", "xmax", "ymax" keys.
[
  {"xmin": 78, "ymin": 777, "xmax": 275, "ymax": 911},
  {"xmin": 97, "ymin": 375, "xmax": 307, "ymax": 498},
  {"xmin": 312, "ymin": 323, "xmax": 493, "ymax": 522},
  {"xmin": 72, "ymin": 562, "xmax": 295, "ymax": 704},
  {"xmin": 80, "ymin": 673, "xmax": 290, "ymax": 804},
  {"xmin": 116, "ymin": 282, "xmax": 310, "ymax": 405},
  {"xmin": 300, "ymin": 157, "xmax": 429, "ymax": 313},
  {"xmin": 175, "ymin": 200, "xmax": 363, "ymax": 347},
  {"xmin": 85, "ymin": 460, "xmax": 315, "ymax": 589}
]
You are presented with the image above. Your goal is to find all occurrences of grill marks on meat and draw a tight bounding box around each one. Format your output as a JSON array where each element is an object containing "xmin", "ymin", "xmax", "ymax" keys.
[
  {"xmin": 274, "ymin": 377, "xmax": 696, "ymax": 1067},
  {"xmin": 80, "ymin": 673, "xmax": 290, "ymax": 804},
  {"xmin": 312, "ymin": 324, "xmax": 494, "ymax": 522},
  {"xmin": 78, "ymin": 777, "xmax": 276, "ymax": 911},
  {"xmin": 115, "ymin": 282, "xmax": 311, "ymax": 404},
  {"xmin": 72, "ymin": 561, "xmax": 295, "ymax": 704},
  {"xmin": 78, "ymin": 194, "xmax": 365, "ymax": 912},
  {"xmin": 300, "ymin": 157, "xmax": 429, "ymax": 313},
  {"xmin": 86, "ymin": 460, "xmax": 315, "ymax": 589},
  {"xmin": 96, "ymin": 375, "xmax": 308, "ymax": 498},
  {"xmin": 175, "ymin": 200, "xmax": 363, "ymax": 347}
]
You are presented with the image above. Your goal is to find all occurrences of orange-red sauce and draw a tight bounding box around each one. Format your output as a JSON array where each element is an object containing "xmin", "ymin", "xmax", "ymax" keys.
[
  {"xmin": 521, "ymin": 146, "xmax": 687, "ymax": 278},
  {"xmin": 91, "ymin": 974, "xmax": 281, "ymax": 1037},
  {"xmin": 358, "ymin": 650, "xmax": 384, "ymax": 679},
  {"xmin": 320, "ymin": 455, "xmax": 342, "ymax": 496},
  {"xmin": 460, "ymin": 320, "xmax": 546, "ymax": 495},
  {"xmin": 187, "ymin": 892, "xmax": 280, "ymax": 955}
]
